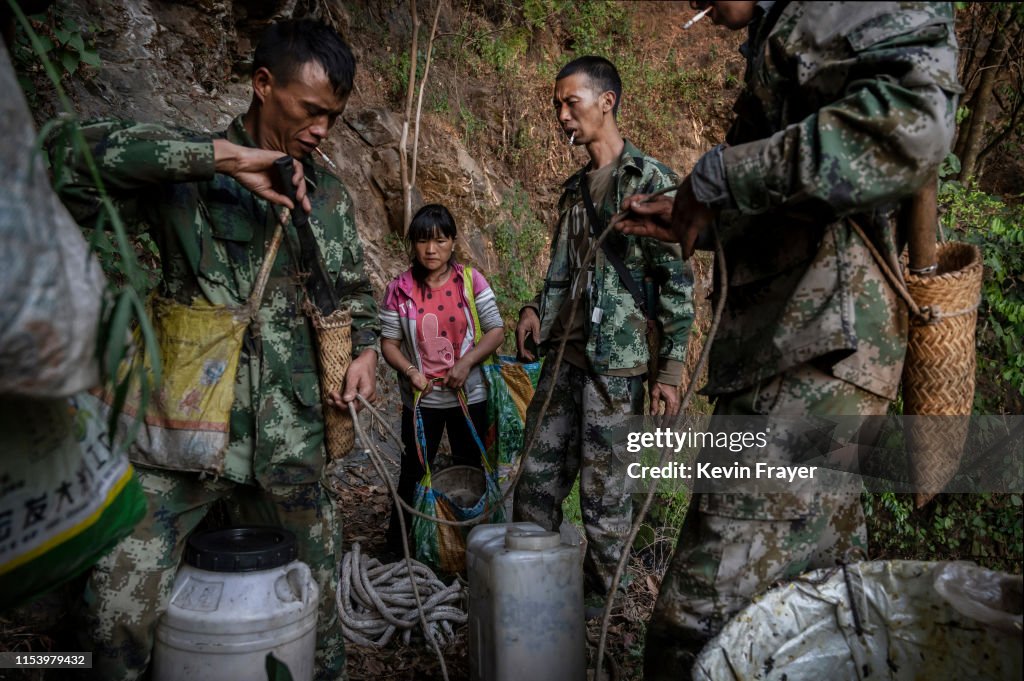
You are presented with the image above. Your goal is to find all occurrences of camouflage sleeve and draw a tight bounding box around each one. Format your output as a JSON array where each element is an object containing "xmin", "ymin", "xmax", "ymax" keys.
[
  {"xmin": 48, "ymin": 119, "xmax": 215, "ymax": 229},
  {"xmin": 723, "ymin": 4, "xmax": 960, "ymax": 217},
  {"xmin": 640, "ymin": 163, "xmax": 694, "ymax": 385},
  {"xmin": 330, "ymin": 182, "xmax": 380, "ymax": 357}
]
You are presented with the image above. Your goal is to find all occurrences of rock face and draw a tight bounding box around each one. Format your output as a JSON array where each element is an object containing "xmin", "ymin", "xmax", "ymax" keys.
[{"xmin": 48, "ymin": 0, "xmax": 507, "ymax": 291}]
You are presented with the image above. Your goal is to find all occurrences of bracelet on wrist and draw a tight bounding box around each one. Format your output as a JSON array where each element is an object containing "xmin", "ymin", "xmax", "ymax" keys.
[{"xmin": 404, "ymin": 364, "xmax": 417, "ymax": 376}]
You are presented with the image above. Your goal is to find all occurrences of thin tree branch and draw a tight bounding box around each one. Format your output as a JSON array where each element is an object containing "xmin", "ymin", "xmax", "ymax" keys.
[
  {"xmin": 399, "ymin": 0, "xmax": 421, "ymax": 233},
  {"xmin": 411, "ymin": 0, "xmax": 444, "ymax": 190}
]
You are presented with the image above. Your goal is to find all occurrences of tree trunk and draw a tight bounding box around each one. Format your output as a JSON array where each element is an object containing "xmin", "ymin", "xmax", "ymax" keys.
[{"xmin": 956, "ymin": 13, "xmax": 1007, "ymax": 183}]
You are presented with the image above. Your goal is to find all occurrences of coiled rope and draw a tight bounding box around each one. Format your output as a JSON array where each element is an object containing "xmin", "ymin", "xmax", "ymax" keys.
[{"xmin": 337, "ymin": 542, "xmax": 466, "ymax": 648}]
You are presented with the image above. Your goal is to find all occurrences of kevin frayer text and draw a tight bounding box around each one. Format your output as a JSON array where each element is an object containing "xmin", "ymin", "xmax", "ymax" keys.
[{"xmin": 626, "ymin": 461, "xmax": 817, "ymax": 482}]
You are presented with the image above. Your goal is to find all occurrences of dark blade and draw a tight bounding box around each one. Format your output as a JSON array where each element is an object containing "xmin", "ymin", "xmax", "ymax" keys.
[{"xmin": 273, "ymin": 155, "xmax": 339, "ymax": 314}]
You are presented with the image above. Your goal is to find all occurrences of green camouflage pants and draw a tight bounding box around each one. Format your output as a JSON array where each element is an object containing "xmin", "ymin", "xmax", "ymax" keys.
[
  {"xmin": 644, "ymin": 363, "xmax": 888, "ymax": 681},
  {"xmin": 512, "ymin": 360, "xmax": 644, "ymax": 594},
  {"xmin": 78, "ymin": 465, "xmax": 345, "ymax": 681}
]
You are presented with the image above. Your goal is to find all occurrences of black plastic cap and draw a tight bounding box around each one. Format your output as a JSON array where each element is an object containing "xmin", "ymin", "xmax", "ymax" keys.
[{"xmin": 184, "ymin": 526, "xmax": 298, "ymax": 572}]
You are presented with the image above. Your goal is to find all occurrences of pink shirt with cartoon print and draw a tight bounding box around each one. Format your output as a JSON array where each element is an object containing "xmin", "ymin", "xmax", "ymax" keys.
[{"xmin": 412, "ymin": 276, "xmax": 469, "ymax": 379}]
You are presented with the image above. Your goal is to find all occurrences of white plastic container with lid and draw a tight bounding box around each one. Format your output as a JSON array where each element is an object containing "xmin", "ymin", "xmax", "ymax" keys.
[
  {"xmin": 153, "ymin": 526, "xmax": 319, "ymax": 681},
  {"xmin": 466, "ymin": 522, "xmax": 585, "ymax": 681}
]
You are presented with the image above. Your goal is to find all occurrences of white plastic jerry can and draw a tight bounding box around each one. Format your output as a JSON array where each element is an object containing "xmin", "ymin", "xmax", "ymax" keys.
[
  {"xmin": 153, "ymin": 526, "xmax": 319, "ymax": 681},
  {"xmin": 467, "ymin": 522, "xmax": 585, "ymax": 681}
]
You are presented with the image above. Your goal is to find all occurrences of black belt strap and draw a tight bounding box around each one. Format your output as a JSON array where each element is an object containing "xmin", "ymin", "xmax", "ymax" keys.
[{"xmin": 580, "ymin": 171, "xmax": 652, "ymax": 321}]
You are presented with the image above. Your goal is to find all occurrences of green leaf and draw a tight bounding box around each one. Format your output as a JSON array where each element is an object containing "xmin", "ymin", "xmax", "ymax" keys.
[
  {"xmin": 107, "ymin": 371, "xmax": 132, "ymax": 450},
  {"xmin": 59, "ymin": 49, "xmax": 79, "ymax": 75},
  {"xmin": 54, "ymin": 28, "xmax": 72, "ymax": 45},
  {"xmin": 265, "ymin": 653, "xmax": 295, "ymax": 681},
  {"xmin": 68, "ymin": 33, "xmax": 85, "ymax": 53},
  {"xmin": 104, "ymin": 293, "xmax": 134, "ymax": 377},
  {"xmin": 80, "ymin": 48, "xmax": 101, "ymax": 67},
  {"xmin": 133, "ymin": 294, "xmax": 161, "ymax": 385}
]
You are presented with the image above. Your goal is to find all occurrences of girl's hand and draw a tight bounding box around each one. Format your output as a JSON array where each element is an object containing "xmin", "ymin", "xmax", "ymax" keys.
[
  {"xmin": 410, "ymin": 369, "xmax": 431, "ymax": 394},
  {"xmin": 445, "ymin": 357, "xmax": 472, "ymax": 390}
]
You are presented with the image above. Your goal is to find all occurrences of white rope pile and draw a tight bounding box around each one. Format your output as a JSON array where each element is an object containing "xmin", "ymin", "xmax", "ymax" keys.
[{"xmin": 337, "ymin": 542, "xmax": 466, "ymax": 648}]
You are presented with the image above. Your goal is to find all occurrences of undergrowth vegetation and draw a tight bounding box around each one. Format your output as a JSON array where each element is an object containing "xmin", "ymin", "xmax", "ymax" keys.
[{"xmin": 488, "ymin": 185, "xmax": 548, "ymax": 350}]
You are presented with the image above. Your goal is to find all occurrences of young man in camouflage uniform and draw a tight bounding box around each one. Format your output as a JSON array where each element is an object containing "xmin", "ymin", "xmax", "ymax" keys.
[
  {"xmin": 49, "ymin": 19, "xmax": 378, "ymax": 681},
  {"xmin": 619, "ymin": 2, "xmax": 960, "ymax": 678},
  {"xmin": 513, "ymin": 56, "xmax": 695, "ymax": 597}
]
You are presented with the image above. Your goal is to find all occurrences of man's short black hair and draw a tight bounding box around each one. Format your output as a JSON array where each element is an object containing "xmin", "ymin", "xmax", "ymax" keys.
[
  {"xmin": 253, "ymin": 19, "xmax": 355, "ymax": 97},
  {"xmin": 557, "ymin": 56, "xmax": 622, "ymax": 117}
]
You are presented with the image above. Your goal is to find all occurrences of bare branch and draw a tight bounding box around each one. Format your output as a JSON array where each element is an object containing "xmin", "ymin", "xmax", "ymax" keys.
[
  {"xmin": 411, "ymin": 0, "xmax": 444, "ymax": 190},
  {"xmin": 399, "ymin": 0, "xmax": 421, "ymax": 233}
]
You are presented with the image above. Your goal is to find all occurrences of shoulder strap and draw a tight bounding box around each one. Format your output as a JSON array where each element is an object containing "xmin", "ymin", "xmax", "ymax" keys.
[
  {"xmin": 462, "ymin": 266, "xmax": 483, "ymax": 344},
  {"xmin": 580, "ymin": 173, "xmax": 652, "ymax": 321}
]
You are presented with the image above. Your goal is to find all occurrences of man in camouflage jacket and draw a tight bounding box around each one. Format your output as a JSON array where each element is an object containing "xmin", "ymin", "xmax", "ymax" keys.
[
  {"xmin": 619, "ymin": 2, "xmax": 960, "ymax": 678},
  {"xmin": 513, "ymin": 56, "xmax": 694, "ymax": 596},
  {"xmin": 48, "ymin": 19, "xmax": 378, "ymax": 681}
]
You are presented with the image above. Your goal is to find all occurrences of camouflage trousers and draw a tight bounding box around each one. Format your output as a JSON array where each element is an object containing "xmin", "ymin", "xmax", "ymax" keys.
[
  {"xmin": 644, "ymin": 362, "xmax": 889, "ymax": 681},
  {"xmin": 512, "ymin": 360, "xmax": 645, "ymax": 594},
  {"xmin": 77, "ymin": 465, "xmax": 345, "ymax": 681}
]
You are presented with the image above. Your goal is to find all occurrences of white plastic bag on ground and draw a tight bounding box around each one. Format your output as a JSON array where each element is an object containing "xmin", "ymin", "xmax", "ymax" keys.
[{"xmin": 694, "ymin": 560, "xmax": 1022, "ymax": 681}]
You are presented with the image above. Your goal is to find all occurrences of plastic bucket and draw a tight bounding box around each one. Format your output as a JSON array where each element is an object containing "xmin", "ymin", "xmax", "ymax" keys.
[
  {"xmin": 152, "ymin": 526, "xmax": 319, "ymax": 681},
  {"xmin": 432, "ymin": 464, "xmax": 486, "ymax": 507}
]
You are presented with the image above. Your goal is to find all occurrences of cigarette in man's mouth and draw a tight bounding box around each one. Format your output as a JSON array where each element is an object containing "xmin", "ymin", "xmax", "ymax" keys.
[
  {"xmin": 683, "ymin": 6, "xmax": 711, "ymax": 29},
  {"xmin": 315, "ymin": 146, "xmax": 337, "ymax": 169},
  {"xmin": 568, "ymin": 131, "xmax": 576, "ymax": 146}
]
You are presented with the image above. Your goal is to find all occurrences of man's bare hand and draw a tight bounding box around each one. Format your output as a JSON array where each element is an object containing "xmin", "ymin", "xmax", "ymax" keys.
[
  {"xmin": 516, "ymin": 307, "xmax": 541, "ymax": 361},
  {"xmin": 650, "ymin": 381, "xmax": 681, "ymax": 417},
  {"xmin": 615, "ymin": 193, "xmax": 678, "ymax": 243},
  {"xmin": 327, "ymin": 350, "xmax": 377, "ymax": 412},
  {"xmin": 213, "ymin": 139, "xmax": 312, "ymax": 214},
  {"xmin": 617, "ymin": 176, "xmax": 716, "ymax": 258}
]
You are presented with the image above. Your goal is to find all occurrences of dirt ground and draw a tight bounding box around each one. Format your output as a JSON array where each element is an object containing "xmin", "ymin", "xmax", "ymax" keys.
[
  {"xmin": 1, "ymin": 362, "xmax": 670, "ymax": 680},
  {"xmin": 328, "ymin": 374, "xmax": 669, "ymax": 681}
]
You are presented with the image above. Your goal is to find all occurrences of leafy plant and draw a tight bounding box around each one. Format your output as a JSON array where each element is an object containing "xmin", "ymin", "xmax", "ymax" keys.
[
  {"xmin": 566, "ymin": 1, "xmax": 627, "ymax": 56},
  {"xmin": 865, "ymin": 492, "xmax": 1023, "ymax": 573},
  {"xmin": 459, "ymin": 105, "xmax": 485, "ymax": 147},
  {"xmin": 939, "ymin": 168, "xmax": 1024, "ymax": 413},
  {"xmin": 10, "ymin": 0, "xmax": 160, "ymax": 444},
  {"xmin": 489, "ymin": 185, "xmax": 548, "ymax": 350},
  {"xmin": 10, "ymin": 7, "xmax": 100, "ymax": 108}
]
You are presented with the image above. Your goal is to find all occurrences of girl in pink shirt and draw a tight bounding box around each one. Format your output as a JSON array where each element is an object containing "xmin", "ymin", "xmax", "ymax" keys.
[{"xmin": 379, "ymin": 204, "xmax": 505, "ymax": 553}]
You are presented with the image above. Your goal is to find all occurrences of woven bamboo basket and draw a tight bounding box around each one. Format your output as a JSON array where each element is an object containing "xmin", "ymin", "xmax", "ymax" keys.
[
  {"xmin": 311, "ymin": 307, "xmax": 354, "ymax": 460},
  {"xmin": 902, "ymin": 241, "xmax": 983, "ymax": 507}
]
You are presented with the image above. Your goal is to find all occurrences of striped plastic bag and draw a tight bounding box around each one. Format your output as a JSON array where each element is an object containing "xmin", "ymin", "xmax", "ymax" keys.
[{"xmin": 0, "ymin": 393, "xmax": 146, "ymax": 610}]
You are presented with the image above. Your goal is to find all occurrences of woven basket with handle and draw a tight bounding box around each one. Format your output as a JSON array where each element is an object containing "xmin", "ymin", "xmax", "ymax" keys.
[
  {"xmin": 851, "ymin": 219, "xmax": 983, "ymax": 507},
  {"xmin": 310, "ymin": 306, "xmax": 354, "ymax": 460},
  {"xmin": 902, "ymin": 241, "xmax": 983, "ymax": 506}
]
